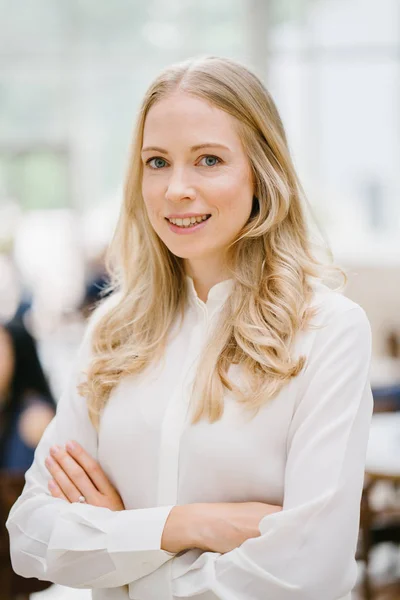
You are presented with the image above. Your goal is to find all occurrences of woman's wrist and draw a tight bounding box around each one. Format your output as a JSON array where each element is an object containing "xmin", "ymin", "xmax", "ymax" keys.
[
  {"xmin": 161, "ymin": 503, "xmax": 204, "ymax": 553},
  {"xmin": 161, "ymin": 501, "xmax": 283, "ymax": 554}
]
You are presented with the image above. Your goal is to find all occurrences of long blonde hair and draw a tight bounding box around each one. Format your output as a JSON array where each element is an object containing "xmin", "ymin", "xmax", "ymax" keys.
[{"xmin": 79, "ymin": 56, "xmax": 345, "ymax": 430}]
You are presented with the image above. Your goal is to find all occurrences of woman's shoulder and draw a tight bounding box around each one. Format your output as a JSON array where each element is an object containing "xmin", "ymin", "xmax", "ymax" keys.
[
  {"xmin": 86, "ymin": 291, "xmax": 123, "ymax": 331},
  {"xmin": 294, "ymin": 279, "xmax": 372, "ymax": 358},
  {"xmin": 286, "ymin": 280, "xmax": 371, "ymax": 375},
  {"xmin": 308, "ymin": 279, "xmax": 368, "ymax": 327},
  {"xmin": 76, "ymin": 291, "xmax": 123, "ymax": 364}
]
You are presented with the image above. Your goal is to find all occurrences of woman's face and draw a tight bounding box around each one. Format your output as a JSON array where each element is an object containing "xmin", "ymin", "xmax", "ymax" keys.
[
  {"xmin": 141, "ymin": 92, "xmax": 254, "ymax": 267},
  {"xmin": 0, "ymin": 327, "xmax": 14, "ymax": 399}
]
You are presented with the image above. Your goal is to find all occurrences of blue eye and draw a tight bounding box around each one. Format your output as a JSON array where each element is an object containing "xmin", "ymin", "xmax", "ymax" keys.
[
  {"xmin": 200, "ymin": 155, "xmax": 220, "ymax": 167},
  {"xmin": 147, "ymin": 157, "xmax": 167, "ymax": 169}
]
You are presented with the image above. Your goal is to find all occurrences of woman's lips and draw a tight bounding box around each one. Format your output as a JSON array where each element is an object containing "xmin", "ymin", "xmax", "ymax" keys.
[{"xmin": 165, "ymin": 216, "xmax": 211, "ymax": 235}]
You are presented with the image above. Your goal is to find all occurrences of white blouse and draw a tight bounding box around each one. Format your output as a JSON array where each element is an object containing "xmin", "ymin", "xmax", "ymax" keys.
[{"xmin": 6, "ymin": 277, "xmax": 373, "ymax": 600}]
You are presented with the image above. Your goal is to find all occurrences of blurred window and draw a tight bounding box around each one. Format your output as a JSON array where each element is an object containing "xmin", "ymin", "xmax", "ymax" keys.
[
  {"xmin": 0, "ymin": 0, "xmax": 398, "ymax": 265},
  {"xmin": 265, "ymin": 0, "xmax": 400, "ymax": 264},
  {"xmin": 0, "ymin": 149, "xmax": 69, "ymax": 210}
]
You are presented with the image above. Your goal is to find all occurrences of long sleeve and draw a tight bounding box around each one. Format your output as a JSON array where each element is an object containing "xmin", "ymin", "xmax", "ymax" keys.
[
  {"xmin": 128, "ymin": 305, "xmax": 373, "ymax": 600},
  {"xmin": 6, "ymin": 296, "xmax": 176, "ymax": 589}
]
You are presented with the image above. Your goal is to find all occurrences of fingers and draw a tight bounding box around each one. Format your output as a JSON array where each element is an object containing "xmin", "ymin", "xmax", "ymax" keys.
[
  {"xmin": 45, "ymin": 445, "xmax": 99, "ymax": 504},
  {"xmin": 45, "ymin": 455, "xmax": 83, "ymax": 503},
  {"xmin": 48, "ymin": 478, "xmax": 69, "ymax": 502},
  {"xmin": 65, "ymin": 440, "xmax": 115, "ymax": 495}
]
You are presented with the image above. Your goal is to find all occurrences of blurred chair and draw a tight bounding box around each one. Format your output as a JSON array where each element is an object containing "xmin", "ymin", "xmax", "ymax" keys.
[
  {"xmin": 356, "ymin": 410, "xmax": 400, "ymax": 599},
  {"xmin": 0, "ymin": 470, "xmax": 52, "ymax": 600}
]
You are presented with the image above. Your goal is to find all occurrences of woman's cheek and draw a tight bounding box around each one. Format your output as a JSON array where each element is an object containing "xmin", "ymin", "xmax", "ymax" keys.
[
  {"xmin": 144, "ymin": 199, "xmax": 166, "ymax": 237},
  {"xmin": 143, "ymin": 178, "xmax": 165, "ymax": 212}
]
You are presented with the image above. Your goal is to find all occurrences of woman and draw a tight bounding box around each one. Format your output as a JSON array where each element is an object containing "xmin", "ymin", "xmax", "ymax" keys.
[
  {"xmin": 0, "ymin": 316, "xmax": 56, "ymax": 471},
  {"xmin": 6, "ymin": 56, "xmax": 373, "ymax": 600}
]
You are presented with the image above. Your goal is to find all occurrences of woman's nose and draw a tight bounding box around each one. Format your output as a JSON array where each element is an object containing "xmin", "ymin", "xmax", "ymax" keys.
[{"xmin": 165, "ymin": 168, "xmax": 196, "ymax": 203}]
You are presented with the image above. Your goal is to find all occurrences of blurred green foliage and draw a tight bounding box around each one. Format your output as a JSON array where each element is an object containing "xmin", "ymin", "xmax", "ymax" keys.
[{"xmin": 0, "ymin": 150, "xmax": 69, "ymax": 209}]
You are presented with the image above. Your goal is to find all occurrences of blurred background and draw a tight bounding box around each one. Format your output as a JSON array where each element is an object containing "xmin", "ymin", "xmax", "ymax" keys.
[{"xmin": 0, "ymin": 1, "xmax": 399, "ymax": 599}]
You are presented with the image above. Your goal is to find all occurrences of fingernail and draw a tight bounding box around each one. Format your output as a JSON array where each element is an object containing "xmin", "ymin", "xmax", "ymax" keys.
[
  {"xmin": 48, "ymin": 480, "xmax": 56, "ymax": 489},
  {"xmin": 66, "ymin": 441, "xmax": 76, "ymax": 452},
  {"xmin": 50, "ymin": 445, "xmax": 59, "ymax": 455}
]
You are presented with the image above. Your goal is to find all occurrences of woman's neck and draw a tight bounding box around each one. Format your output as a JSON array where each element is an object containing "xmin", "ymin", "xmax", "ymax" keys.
[{"xmin": 185, "ymin": 260, "xmax": 231, "ymax": 303}]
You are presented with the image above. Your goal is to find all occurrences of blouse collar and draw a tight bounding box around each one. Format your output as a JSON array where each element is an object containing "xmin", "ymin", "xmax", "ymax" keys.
[{"xmin": 185, "ymin": 275, "xmax": 234, "ymax": 319}]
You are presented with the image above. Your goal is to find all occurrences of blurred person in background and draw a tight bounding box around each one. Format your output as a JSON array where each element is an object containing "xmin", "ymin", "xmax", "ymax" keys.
[
  {"xmin": 80, "ymin": 250, "xmax": 112, "ymax": 320},
  {"xmin": 0, "ymin": 315, "xmax": 56, "ymax": 471},
  {"xmin": 6, "ymin": 56, "xmax": 373, "ymax": 600}
]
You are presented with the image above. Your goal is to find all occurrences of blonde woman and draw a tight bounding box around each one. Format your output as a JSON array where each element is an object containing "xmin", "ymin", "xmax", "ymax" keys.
[{"xmin": 6, "ymin": 57, "xmax": 372, "ymax": 600}]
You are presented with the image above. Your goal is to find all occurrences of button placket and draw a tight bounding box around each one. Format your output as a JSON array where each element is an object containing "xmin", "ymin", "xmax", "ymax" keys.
[{"xmin": 156, "ymin": 305, "xmax": 209, "ymax": 506}]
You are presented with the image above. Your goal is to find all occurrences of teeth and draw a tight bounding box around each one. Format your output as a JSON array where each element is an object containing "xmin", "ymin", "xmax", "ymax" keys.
[{"xmin": 168, "ymin": 215, "xmax": 210, "ymax": 227}]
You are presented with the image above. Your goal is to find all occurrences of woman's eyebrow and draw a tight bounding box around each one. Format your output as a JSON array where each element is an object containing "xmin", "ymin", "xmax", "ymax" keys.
[
  {"xmin": 141, "ymin": 146, "xmax": 168, "ymax": 154},
  {"xmin": 191, "ymin": 143, "xmax": 231, "ymax": 152},
  {"xmin": 141, "ymin": 143, "xmax": 231, "ymax": 154}
]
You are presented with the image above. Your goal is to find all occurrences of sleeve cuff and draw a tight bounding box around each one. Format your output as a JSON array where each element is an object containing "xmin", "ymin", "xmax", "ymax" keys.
[
  {"xmin": 108, "ymin": 505, "xmax": 176, "ymax": 552},
  {"xmin": 129, "ymin": 559, "xmax": 173, "ymax": 600},
  {"xmin": 50, "ymin": 502, "xmax": 177, "ymax": 582}
]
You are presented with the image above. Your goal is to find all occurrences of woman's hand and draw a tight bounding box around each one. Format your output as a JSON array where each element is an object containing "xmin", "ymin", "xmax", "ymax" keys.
[
  {"xmin": 162, "ymin": 501, "xmax": 282, "ymax": 554},
  {"xmin": 197, "ymin": 501, "xmax": 283, "ymax": 553},
  {"xmin": 44, "ymin": 440, "xmax": 125, "ymax": 511},
  {"xmin": 194, "ymin": 501, "xmax": 283, "ymax": 554}
]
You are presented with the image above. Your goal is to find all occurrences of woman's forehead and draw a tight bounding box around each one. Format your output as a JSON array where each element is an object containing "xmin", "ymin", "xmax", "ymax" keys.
[{"xmin": 143, "ymin": 93, "xmax": 242, "ymax": 149}]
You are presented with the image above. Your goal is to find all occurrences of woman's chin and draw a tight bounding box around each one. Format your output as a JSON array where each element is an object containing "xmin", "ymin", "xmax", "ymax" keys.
[
  {"xmin": 164, "ymin": 244, "xmax": 208, "ymax": 261},
  {"xmin": 169, "ymin": 249, "xmax": 203, "ymax": 260}
]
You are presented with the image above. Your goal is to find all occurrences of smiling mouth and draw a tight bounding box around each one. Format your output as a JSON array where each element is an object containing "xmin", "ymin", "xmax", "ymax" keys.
[{"xmin": 165, "ymin": 215, "xmax": 211, "ymax": 228}]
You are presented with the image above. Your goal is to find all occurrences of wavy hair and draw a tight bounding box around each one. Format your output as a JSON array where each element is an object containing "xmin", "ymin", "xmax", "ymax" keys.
[{"xmin": 79, "ymin": 56, "xmax": 345, "ymax": 430}]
